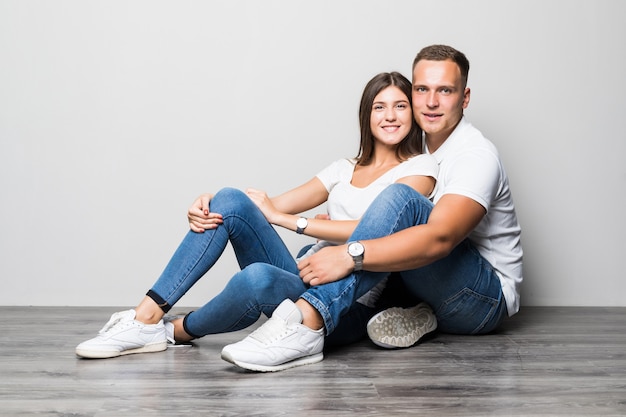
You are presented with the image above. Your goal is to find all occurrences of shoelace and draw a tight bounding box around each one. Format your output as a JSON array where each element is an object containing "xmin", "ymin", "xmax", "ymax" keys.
[
  {"xmin": 249, "ymin": 317, "xmax": 289, "ymax": 345},
  {"xmin": 98, "ymin": 311, "xmax": 131, "ymax": 335}
]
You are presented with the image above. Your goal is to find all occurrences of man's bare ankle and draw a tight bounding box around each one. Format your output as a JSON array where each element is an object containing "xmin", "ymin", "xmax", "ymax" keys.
[{"xmin": 295, "ymin": 299, "xmax": 324, "ymax": 331}]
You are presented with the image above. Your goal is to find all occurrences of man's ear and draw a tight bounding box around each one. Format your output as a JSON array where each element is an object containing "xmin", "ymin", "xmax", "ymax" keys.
[{"xmin": 462, "ymin": 87, "xmax": 471, "ymax": 109}]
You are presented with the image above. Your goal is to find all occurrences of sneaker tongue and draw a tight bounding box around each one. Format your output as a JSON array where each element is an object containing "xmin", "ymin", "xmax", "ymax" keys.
[
  {"xmin": 272, "ymin": 300, "xmax": 302, "ymax": 325},
  {"xmin": 248, "ymin": 300, "xmax": 302, "ymax": 345},
  {"xmin": 99, "ymin": 309, "xmax": 136, "ymax": 333}
]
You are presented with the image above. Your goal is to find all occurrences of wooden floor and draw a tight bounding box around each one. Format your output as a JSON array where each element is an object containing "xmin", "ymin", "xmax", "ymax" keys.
[{"xmin": 1, "ymin": 306, "xmax": 625, "ymax": 416}]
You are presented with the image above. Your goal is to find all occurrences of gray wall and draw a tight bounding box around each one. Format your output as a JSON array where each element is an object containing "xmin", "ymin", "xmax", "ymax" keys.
[{"xmin": 1, "ymin": 0, "xmax": 624, "ymax": 307}]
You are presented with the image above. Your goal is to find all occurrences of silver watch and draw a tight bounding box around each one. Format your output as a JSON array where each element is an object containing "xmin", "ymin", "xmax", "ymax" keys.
[
  {"xmin": 296, "ymin": 217, "xmax": 308, "ymax": 234},
  {"xmin": 347, "ymin": 241, "xmax": 364, "ymax": 271}
]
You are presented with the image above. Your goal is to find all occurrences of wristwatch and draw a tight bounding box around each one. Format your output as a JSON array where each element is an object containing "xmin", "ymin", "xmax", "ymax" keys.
[
  {"xmin": 296, "ymin": 217, "xmax": 308, "ymax": 234},
  {"xmin": 347, "ymin": 241, "xmax": 365, "ymax": 271}
]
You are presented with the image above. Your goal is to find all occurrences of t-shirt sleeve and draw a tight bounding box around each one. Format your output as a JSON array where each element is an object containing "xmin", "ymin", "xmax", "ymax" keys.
[
  {"xmin": 443, "ymin": 148, "xmax": 500, "ymax": 211},
  {"xmin": 315, "ymin": 159, "xmax": 353, "ymax": 193},
  {"xmin": 392, "ymin": 154, "xmax": 439, "ymax": 181}
]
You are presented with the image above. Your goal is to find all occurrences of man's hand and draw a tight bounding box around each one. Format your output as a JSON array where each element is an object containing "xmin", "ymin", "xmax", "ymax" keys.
[
  {"xmin": 187, "ymin": 193, "xmax": 223, "ymax": 233},
  {"xmin": 297, "ymin": 244, "xmax": 353, "ymax": 286}
]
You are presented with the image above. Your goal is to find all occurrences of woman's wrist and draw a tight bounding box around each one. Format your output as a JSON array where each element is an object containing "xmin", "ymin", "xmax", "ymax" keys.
[{"xmin": 272, "ymin": 212, "xmax": 296, "ymax": 231}]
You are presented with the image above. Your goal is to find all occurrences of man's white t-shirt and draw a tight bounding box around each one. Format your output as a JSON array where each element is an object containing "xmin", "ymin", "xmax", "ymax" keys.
[{"xmin": 426, "ymin": 116, "xmax": 523, "ymax": 316}]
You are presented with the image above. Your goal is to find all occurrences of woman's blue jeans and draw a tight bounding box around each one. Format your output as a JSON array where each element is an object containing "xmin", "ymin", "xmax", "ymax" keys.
[
  {"xmin": 147, "ymin": 187, "xmax": 308, "ymax": 337},
  {"xmin": 300, "ymin": 183, "xmax": 508, "ymax": 336}
]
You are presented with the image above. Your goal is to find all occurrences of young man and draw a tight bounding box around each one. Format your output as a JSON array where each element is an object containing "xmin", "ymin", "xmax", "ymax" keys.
[{"xmin": 221, "ymin": 44, "xmax": 523, "ymax": 372}]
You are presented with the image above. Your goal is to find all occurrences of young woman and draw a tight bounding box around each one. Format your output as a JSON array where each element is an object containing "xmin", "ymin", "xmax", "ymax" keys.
[{"xmin": 75, "ymin": 71, "xmax": 438, "ymax": 359}]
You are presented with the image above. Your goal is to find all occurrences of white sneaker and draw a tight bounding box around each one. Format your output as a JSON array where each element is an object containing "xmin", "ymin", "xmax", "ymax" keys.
[
  {"xmin": 164, "ymin": 321, "xmax": 176, "ymax": 344},
  {"xmin": 162, "ymin": 314, "xmax": 193, "ymax": 347},
  {"xmin": 75, "ymin": 309, "xmax": 167, "ymax": 358},
  {"xmin": 221, "ymin": 299, "xmax": 324, "ymax": 372},
  {"xmin": 367, "ymin": 303, "xmax": 437, "ymax": 349}
]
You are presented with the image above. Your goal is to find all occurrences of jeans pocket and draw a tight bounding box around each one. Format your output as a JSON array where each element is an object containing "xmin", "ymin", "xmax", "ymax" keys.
[{"xmin": 437, "ymin": 287, "xmax": 499, "ymax": 335}]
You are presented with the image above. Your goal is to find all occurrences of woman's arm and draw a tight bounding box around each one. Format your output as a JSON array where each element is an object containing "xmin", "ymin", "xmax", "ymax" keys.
[{"xmin": 247, "ymin": 177, "xmax": 358, "ymax": 243}]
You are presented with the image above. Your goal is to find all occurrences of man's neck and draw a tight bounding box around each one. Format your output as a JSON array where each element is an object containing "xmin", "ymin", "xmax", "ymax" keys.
[
  {"xmin": 425, "ymin": 117, "xmax": 463, "ymax": 153},
  {"xmin": 425, "ymin": 135, "xmax": 447, "ymax": 153}
]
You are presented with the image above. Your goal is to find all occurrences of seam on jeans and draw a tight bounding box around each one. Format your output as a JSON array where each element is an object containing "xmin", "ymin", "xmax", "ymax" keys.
[
  {"xmin": 225, "ymin": 212, "xmax": 296, "ymax": 269},
  {"xmin": 387, "ymin": 194, "xmax": 432, "ymax": 237},
  {"xmin": 160, "ymin": 226, "xmax": 223, "ymax": 306},
  {"xmin": 437, "ymin": 243, "xmax": 503, "ymax": 334}
]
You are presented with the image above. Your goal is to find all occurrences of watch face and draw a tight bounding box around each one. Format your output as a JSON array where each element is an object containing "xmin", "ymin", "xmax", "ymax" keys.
[
  {"xmin": 348, "ymin": 242, "xmax": 364, "ymax": 256},
  {"xmin": 297, "ymin": 218, "xmax": 307, "ymax": 228}
]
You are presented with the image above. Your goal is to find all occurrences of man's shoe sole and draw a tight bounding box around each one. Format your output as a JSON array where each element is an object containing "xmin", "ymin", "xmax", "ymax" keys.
[{"xmin": 367, "ymin": 304, "xmax": 437, "ymax": 349}]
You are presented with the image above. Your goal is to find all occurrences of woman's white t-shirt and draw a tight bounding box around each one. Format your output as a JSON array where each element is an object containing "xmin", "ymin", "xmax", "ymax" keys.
[{"xmin": 317, "ymin": 154, "xmax": 438, "ymax": 221}]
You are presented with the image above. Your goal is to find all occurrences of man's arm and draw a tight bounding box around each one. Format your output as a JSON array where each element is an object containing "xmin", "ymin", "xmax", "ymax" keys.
[
  {"xmin": 363, "ymin": 194, "xmax": 485, "ymax": 271},
  {"xmin": 298, "ymin": 194, "xmax": 486, "ymax": 286}
]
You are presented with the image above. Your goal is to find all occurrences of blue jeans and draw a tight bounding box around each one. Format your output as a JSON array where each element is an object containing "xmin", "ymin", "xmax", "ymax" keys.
[
  {"xmin": 180, "ymin": 262, "xmax": 373, "ymax": 346},
  {"xmin": 300, "ymin": 183, "xmax": 507, "ymax": 336},
  {"xmin": 147, "ymin": 187, "xmax": 305, "ymax": 336},
  {"xmin": 181, "ymin": 263, "xmax": 308, "ymax": 337}
]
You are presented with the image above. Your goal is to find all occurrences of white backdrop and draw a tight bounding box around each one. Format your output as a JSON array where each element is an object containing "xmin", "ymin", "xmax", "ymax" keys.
[{"xmin": 1, "ymin": 0, "xmax": 624, "ymax": 307}]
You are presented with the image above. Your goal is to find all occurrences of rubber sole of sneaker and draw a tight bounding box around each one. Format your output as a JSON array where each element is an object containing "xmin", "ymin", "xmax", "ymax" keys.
[
  {"xmin": 367, "ymin": 304, "xmax": 437, "ymax": 349},
  {"xmin": 221, "ymin": 351, "xmax": 324, "ymax": 372},
  {"xmin": 75, "ymin": 340, "xmax": 168, "ymax": 359}
]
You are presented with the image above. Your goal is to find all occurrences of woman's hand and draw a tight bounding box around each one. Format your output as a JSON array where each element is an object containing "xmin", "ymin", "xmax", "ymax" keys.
[
  {"xmin": 187, "ymin": 193, "xmax": 223, "ymax": 233},
  {"xmin": 297, "ymin": 244, "xmax": 354, "ymax": 286},
  {"xmin": 246, "ymin": 188, "xmax": 279, "ymax": 224}
]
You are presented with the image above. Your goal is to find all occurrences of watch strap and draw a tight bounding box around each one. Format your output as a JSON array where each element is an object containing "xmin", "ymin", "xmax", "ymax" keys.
[{"xmin": 296, "ymin": 217, "xmax": 308, "ymax": 234}]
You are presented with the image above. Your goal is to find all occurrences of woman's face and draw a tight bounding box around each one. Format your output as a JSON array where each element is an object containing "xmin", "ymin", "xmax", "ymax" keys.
[{"xmin": 369, "ymin": 86, "xmax": 413, "ymax": 147}]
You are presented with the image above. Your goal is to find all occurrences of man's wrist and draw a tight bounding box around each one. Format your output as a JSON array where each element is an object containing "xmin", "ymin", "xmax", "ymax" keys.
[{"xmin": 347, "ymin": 241, "xmax": 365, "ymax": 271}]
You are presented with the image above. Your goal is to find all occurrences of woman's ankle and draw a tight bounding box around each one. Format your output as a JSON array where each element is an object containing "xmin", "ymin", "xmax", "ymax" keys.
[{"xmin": 134, "ymin": 297, "xmax": 165, "ymax": 324}]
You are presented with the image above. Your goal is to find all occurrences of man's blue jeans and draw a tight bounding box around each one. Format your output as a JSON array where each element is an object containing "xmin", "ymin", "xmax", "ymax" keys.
[{"xmin": 301, "ymin": 183, "xmax": 507, "ymax": 335}]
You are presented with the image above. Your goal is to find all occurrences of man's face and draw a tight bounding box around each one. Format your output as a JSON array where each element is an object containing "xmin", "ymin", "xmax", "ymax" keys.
[{"xmin": 412, "ymin": 59, "xmax": 470, "ymax": 145}]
